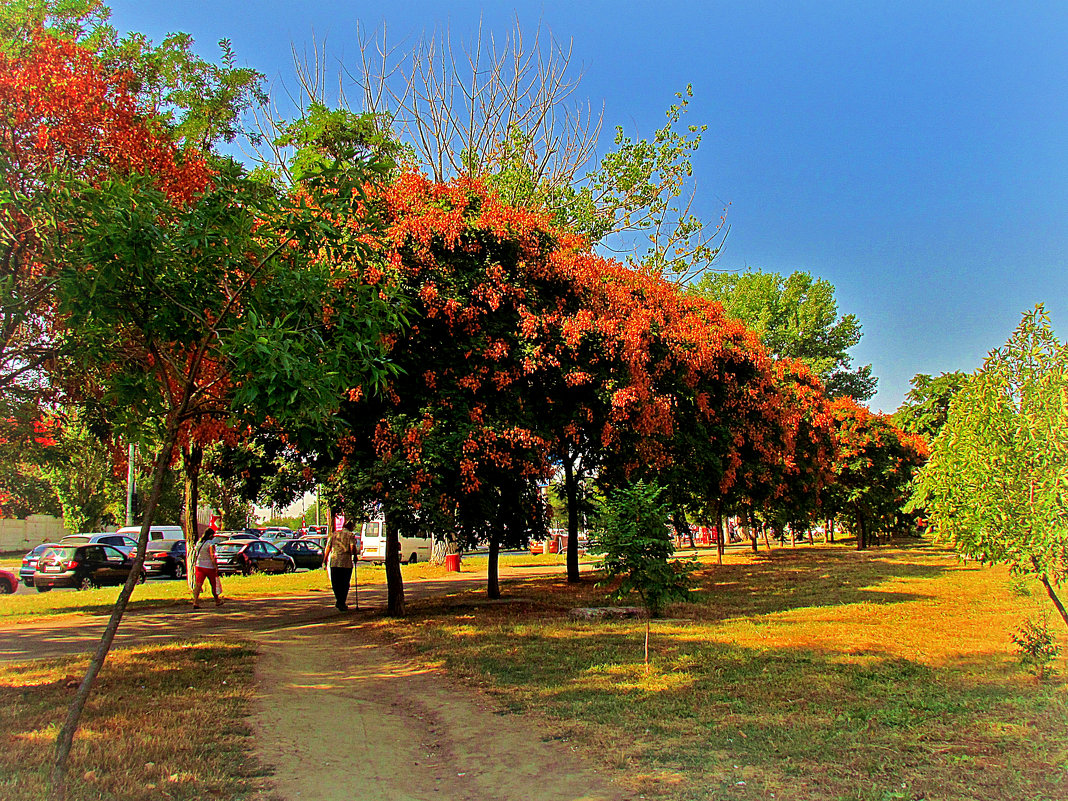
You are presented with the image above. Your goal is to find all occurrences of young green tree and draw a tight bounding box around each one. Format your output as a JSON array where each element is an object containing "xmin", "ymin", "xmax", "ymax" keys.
[
  {"xmin": 590, "ymin": 481, "xmax": 695, "ymax": 667},
  {"xmin": 910, "ymin": 306, "xmax": 1068, "ymax": 628}
]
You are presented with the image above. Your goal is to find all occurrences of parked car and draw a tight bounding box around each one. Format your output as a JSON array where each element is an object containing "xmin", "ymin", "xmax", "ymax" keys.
[
  {"xmin": 33, "ymin": 544, "xmax": 146, "ymax": 591},
  {"xmin": 217, "ymin": 529, "xmax": 261, "ymax": 541},
  {"xmin": 116, "ymin": 524, "xmax": 183, "ymax": 541},
  {"xmin": 19, "ymin": 542, "xmax": 59, "ymax": 588},
  {"xmin": 259, "ymin": 527, "xmax": 296, "ymax": 541},
  {"xmin": 275, "ymin": 538, "xmax": 324, "ymax": 570},
  {"xmin": 144, "ymin": 539, "xmax": 188, "ymax": 579},
  {"xmin": 215, "ymin": 539, "xmax": 295, "ymax": 576},
  {"xmin": 60, "ymin": 533, "xmax": 138, "ymax": 557},
  {"xmin": 0, "ymin": 567, "xmax": 18, "ymax": 594},
  {"xmin": 301, "ymin": 534, "xmax": 328, "ymax": 550}
]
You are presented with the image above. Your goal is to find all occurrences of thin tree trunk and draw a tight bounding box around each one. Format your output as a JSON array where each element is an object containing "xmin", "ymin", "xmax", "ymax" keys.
[
  {"xmin": 1032, "ymin": 558, "xmax": 1068, "ymax": 629},
  {"xmin": 564, "ymin": 457, "xmax": 581, "ymax": 583},
  {"xmin": 384, "ymin": 517, "xmax": 405, "ymax": 616},
  {"xmin": 856, "ymin": 515, "xmax": 868, "ymax": 550},
  {"xmin": 488, "ymin": 532, "xmax": 501, "ymax": 599},
  {"xmin": 644, "ymin": 617, "xmax": 650, "ymax": 672},
  {"xmin": 762, "ymin": 521, "xmax": 772, "ymax": 551},
  {"xmin": 50, "ymin": 429, "xmax": 178, "ymax": 800}
]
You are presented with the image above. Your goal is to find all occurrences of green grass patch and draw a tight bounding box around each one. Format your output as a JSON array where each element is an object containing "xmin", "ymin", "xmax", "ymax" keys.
[
  {"xmin": 376, "ymin": 542, "xmax": 1068, "ymax": 801},
  {"xmin": 0, "ymin": 640, "xmax": 261, "ymax": 800}
]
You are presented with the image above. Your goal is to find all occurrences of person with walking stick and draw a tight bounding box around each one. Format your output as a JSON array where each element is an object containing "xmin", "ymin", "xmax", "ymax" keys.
[{"xmin": 322, "ymin": 524, "xmax": 359, "ymax": 611}]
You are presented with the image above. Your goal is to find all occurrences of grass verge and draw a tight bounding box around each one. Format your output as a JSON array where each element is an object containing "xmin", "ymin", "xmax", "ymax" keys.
[
  {"xmin": 372, "ymin": 541, "xmax": 1068, "ymax": 801},
  {"xmin": 0, "ymin": 640, "xmax": 261, "ymax": 800}
]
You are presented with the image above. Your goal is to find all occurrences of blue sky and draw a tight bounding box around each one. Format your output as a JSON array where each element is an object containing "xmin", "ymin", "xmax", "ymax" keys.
[{"xmin": 105, "ymin": 0, "xmax": 1068, "ymax": 413}]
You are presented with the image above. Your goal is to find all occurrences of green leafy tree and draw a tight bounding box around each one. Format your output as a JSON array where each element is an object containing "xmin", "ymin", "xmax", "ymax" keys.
[
  {"xmin": 46, "ymin": 144, "xmax": 403, "ymax": 801},
  {"xmin": 892, "ymin": 371, "xmax": 970, "ymax": 439},
  {"xmin": 910, "ymin": 306, "xmax": 1068, "ymax": 628},
  {"xmin": 590, "ymin": 481, "xmax": 695, "ymax": 667},
  {"xmin": 36, "ymin": 408, "xmax": 123, "ymax": 532},
  {"xmin": 693, "ymin": 269, "xmax": 877, "ymax": 401}
]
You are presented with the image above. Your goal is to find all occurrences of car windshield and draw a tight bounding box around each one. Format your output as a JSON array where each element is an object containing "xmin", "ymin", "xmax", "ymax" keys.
[
  {"xmin": 61, "ymin": 536, "xmax": 90, "ymax": 544},
  {"xmin": 40, "ymin": 547, "xmax": 75, "ymax": 561}
]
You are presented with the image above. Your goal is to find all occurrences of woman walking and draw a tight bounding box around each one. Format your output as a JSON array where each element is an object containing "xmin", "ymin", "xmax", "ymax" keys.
[{"xmin": 191, "ymin": 528, "xmax": 224, "ymax": 609}]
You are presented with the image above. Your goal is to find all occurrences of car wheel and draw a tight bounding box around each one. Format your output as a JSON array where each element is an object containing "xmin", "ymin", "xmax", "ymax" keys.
[
  {"xmin": 36, "ymin": 585, "xmax": 51, "ymax": 593},
  {"xmin": 138, "ymin": 570, "xmax": 147, "ymax": 584},
  {"xmin": 174, "ymin": 562, "xmax": 186, "ymax": 581},
  {"xmin": 0, "ymin": 580, "xmax": 14, "ymax": 594},
  {"xmin": 283, "ymin": 561, "xmax": 295, "ymax": 574},
  {"xmin": 241, "ymin": 562, "xmax": 252, "ymax": 577},
  {"xmin": 78, "ymin": 576, "xmax": 98, "ymax": 591}
]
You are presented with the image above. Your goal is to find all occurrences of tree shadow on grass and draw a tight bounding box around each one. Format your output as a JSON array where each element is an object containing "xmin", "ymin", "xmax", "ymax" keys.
[{"xmin": 431, "ymin": 617, "xmax": 1066, "ymax": 801}]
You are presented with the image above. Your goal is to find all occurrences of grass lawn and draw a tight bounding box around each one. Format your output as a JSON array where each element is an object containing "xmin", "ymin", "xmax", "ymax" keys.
[
  {"xmin": 0, "ymin": 641, "xmax": 261, "ymax": 800},
  {"xmin": 2, "ymin": 540, "xmax": 1065, "ymax": 800},
  {"xmin": 370, "ymin": 540, "xmax": 1068, "ymax": 801}
]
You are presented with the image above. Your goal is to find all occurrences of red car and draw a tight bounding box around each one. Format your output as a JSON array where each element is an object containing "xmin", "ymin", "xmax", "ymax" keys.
[{"xmin": 0, "ymin": 567, "xmax": 21, "ymax": 594}]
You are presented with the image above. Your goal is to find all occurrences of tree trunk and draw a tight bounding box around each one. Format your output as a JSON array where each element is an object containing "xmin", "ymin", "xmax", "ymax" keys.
[
  {"xmin": 488, "ymin": 533, "xmax": 501, "ymax": 599},
  {"xmin": 384, "ymin": 518, "xmax": 405, "ymax": 616},
  {"xmin": 1031, "ymin": 559, "xmax": 1068, "ymax": 630},
  {"xmin": 715, "ymin": 503, "xmax": 725, "ymax": 565},
  {"xmin": 828, "ymin": 518, "xmax": 835, "ymax": 543},
  {"xmin": 671, "ymin": 508, "xmax": 692, "ymax": 554},
  {"xmin": 50, "ymin": 429, "xmax": 178, "ymax": 801},
  {"xmin": 564, "ymin": 457, "xmax": 581, "ymax": 583},
  {"xmin": 856, "ymin": 515, "xmax": 868, "ymax": 550},
  {"xmin": 182, "ymin": 444, "xmax": 202, "ymax": 588}
]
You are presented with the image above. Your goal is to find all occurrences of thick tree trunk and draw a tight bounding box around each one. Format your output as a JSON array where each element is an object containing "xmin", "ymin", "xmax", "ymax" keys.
[
  {"xmin": 827, "ymin": 518, "xmax": 835, "ymax": 543},
  {"xmin": 384, "ymin": 518, "xmax": 405, "ymax": 616},
  {"xmin": 564, "ymin": 457, "xmax": 581, "ymax": 583},
  {"xmin": 50, "ymin": 430, "xmax": 178, "ymax": 801},
  {"xmin": 856, "ymin": 515, "xmax": 868, "ymax": 550},
  {"xmin": 488, "ymin": 533, "xmax": 501, "ymax": 599}
]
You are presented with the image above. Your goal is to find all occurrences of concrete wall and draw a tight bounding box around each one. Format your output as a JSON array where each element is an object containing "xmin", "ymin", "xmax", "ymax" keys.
[{"xmin": 0, "ymin": 515, "xmax": 69, "ymax": 554}]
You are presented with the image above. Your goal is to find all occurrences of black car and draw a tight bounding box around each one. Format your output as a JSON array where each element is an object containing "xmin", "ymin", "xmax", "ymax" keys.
[
  {"xmin": 60, "ymin": 533, "xmax": 138, "ymax": 557},
  {"xmin": 33, "ymin": 544, "xmax": 146, "ymax": 592},
  {"xmin": 215, "ymin": 539, "xmax": 295, "ymax": 576},
  {"xmin": 20, "ymin": 542, "xmax": 59, "ymax": 588},
  {"xmin": 276, "ymin": 538, "xmax": 324, "ymax": 570},
  {"xmin": 301, "ymin": 534, "xmax": 328, "ymax": 550},
  {"xmin": 144, "ymin": 539, "xmax": 187, "ymax": 579}
]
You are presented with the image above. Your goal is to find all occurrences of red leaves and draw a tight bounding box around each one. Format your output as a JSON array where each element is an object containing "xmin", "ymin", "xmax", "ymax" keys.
[{"xmin": 0, "ymin": 32, "xmax": 212, "ymax": 205}]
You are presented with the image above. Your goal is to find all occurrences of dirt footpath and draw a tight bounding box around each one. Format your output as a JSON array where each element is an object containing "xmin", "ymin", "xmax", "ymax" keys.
[{"xmin": 254, "ymin": 615, "xmax": 623, "ymax": 801}]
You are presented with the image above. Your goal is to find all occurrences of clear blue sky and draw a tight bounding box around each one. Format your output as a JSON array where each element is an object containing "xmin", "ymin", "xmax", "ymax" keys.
[{"xmin": 106, "ymin": 0, "xmax": 1068, "ymax": 413}]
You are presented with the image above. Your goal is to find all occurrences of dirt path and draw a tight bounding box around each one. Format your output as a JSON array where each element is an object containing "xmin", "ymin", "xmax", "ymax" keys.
[{"xmin": 0, "ymin": 565, "xmax": 627, "ymax": 801}]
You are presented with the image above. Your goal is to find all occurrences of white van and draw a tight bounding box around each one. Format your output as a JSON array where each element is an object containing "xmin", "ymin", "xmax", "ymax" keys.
[
  {"xmin": 117, "ymin": 525, "xmax": 185, "ymax": 541},
  {"xmin": 358, "ymin": 519, "xmax": 432, "ymax": 565}
]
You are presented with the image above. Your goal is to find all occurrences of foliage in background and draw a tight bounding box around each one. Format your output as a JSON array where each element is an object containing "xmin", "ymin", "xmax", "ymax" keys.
[
  {"xmin": 911, "ymin": 305, "xmax": 1068, "ymax": 629},
  {"xmin": 828, "ymin": 398, "xmax": 928, "ymax": 549},
  {"xmin": 694, "ymin": 269, "xmax": 877, "ymax": 401},
  {"xmin": 892, "ymin": 371, "xmax": 970, "ymax": 439}
]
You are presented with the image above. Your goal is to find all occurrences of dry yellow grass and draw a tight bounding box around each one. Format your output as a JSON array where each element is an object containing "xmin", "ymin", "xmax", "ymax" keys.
[{"xmin": 0, "ymin": 641, "xmax": 261, "ymax": 800}]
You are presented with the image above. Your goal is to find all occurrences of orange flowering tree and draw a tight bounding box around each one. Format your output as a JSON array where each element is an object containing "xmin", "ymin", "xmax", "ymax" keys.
[{"xmin": 827, "ymin": 398, "xmax": 928, "ymax": 549}]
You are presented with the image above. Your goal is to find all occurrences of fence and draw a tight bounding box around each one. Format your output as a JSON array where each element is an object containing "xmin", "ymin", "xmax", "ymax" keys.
[{"xmin": 0, "ymin": 515, "xmax": 69, "ymax": 554}]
